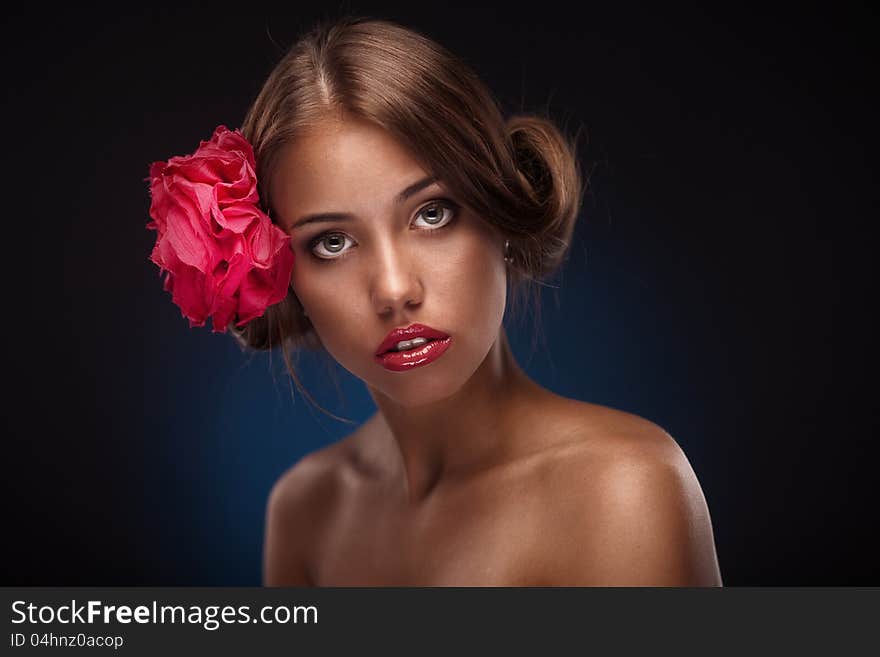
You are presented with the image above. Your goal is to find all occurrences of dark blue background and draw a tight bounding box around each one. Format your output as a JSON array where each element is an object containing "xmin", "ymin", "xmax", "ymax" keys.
[{"xmin": 3, "ymin": 3, "xmax": 872, "ymax": 585}]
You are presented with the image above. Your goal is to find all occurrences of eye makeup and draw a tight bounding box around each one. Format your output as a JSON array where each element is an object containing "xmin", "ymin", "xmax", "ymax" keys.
[{"xmin": 305, "ymin": 197, "xmax": 461, "ymax": 263}]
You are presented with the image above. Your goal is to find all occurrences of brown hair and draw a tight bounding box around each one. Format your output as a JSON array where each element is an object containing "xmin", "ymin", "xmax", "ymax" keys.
[{"xmin": 230, "ymin": 15, "xmax": 584, "ymax": 420}]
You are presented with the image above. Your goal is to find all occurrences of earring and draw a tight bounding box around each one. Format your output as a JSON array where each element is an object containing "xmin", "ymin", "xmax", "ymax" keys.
[{"xmin": 503, "ymin": 239, "xmax": 512, "ymax": 264}]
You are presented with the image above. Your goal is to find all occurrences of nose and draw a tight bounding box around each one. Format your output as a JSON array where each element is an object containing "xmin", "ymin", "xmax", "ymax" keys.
[{"xmin": 369, "ymin": 237, "xmax": 423, "ymax": 317}]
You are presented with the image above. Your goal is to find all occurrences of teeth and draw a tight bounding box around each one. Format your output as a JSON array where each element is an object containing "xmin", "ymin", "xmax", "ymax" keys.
[{"xmin": 393, "ymin": 337, "xmax": 429, "ymax": 352}]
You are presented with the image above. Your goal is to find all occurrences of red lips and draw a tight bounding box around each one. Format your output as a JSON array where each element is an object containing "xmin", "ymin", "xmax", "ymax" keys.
[{"xmin": 374, "ymin": 323, "xmax": 450, "ymax": 356}]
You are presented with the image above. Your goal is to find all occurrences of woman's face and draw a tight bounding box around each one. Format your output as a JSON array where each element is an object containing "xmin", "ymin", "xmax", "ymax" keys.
[{"xmin": 270, "ymin": 115, "xmax": 507, "ymax": 406}]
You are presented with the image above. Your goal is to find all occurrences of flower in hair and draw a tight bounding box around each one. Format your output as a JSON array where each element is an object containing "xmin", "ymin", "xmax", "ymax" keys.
[{"xmin": 146, "ymin": 125, "xmax": 295, "ymax": 333}]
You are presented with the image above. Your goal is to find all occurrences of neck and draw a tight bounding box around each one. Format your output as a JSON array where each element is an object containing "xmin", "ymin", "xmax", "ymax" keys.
[{"xmin": 367, "ymin": 328, "xmax": 539, "ymax": 504}]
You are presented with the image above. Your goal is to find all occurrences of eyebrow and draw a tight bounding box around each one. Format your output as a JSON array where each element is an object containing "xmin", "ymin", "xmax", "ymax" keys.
[{"xmin": 289, "ymin": 175, "xmax": 439, "ymax": 230}]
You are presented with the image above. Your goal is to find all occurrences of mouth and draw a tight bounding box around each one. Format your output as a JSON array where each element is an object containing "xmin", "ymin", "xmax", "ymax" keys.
[
  {"xmin": 374, "ymin": 323, "xmax": 450, "ymax": 357},
  {"xmin": 374, "ymin": 323, "xmax": 452, "ymax": 372},
  {"xmin": 374, "ymin": 336, "xmax": 453, "ymax": 371},
  {"xmin": 377, "ymin": 336, "xmax": 438, "ymax": 356}
]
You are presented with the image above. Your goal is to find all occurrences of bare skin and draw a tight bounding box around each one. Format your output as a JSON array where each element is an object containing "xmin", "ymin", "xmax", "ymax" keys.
[{"xmin": 264, "ymin": 113, "xmax": 723, "ymax": 586}]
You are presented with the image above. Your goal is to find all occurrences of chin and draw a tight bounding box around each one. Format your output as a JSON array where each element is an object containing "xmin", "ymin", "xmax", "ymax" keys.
[
  {"xmin": 381, "ymin": 381, "xmax": 461, "ymax": 408},
  {"xmin": 365, "ymin": 348, "xmax": 478, "ymax": 408}
]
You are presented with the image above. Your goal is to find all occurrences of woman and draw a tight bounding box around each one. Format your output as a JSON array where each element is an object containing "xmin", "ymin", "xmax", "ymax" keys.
[{"xmin": 149, "ymin": 16, "xmax": 723, "ymax": 586}]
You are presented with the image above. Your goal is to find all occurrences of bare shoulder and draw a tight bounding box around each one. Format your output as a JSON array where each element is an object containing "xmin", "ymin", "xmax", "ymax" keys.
[
  {"xmin": 528, "ymin": 396, "xmax": 685, "ymax": 467},
  {"xmin": 263, "ymin": 429, "xmax": 364, "ymax": 586},
  {"xmin": 529, "ymin": 398, "xmax": 723, "ymax": 586},
  {"xmin": 268, "ymin": 435, "xmax": 355, "ymax": 509}
]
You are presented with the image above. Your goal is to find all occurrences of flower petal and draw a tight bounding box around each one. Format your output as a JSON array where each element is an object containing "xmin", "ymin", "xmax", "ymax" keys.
[{"xmin": 145, "ymin": 125, "xmax": 295, "ymax": 332}]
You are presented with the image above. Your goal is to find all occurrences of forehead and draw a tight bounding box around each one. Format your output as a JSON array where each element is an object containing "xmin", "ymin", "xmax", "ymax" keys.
[{"xmin": 270, "ymin": 117, "xmax": 428, "ymax": 221}]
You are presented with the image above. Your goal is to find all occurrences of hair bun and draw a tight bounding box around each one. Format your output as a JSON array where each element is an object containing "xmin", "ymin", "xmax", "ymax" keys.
[{"xmin": 506, "ymin": 114, "xmax": 583, "ymax": 278}]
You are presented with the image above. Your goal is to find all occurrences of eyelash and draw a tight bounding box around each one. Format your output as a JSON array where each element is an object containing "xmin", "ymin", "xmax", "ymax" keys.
[{"xmin": 307, "ymin": 198, "xmax": 460, "ymax": 263}]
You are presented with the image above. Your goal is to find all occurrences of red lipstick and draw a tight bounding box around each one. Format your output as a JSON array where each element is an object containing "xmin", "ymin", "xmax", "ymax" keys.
[{"xmin": 374, "ymin": 323, "xmax": 452, "ymax": 372}]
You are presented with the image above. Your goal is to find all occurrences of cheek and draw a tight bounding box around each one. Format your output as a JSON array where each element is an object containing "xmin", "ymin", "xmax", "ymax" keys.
[
  {"xmin": 435, "ymin": 229, "xmax": 507, "ymax": 337},
  {"xmin": 290, "ymin": 263, "xmax": 387, "ymax": 377},
  {"xmin": 291, "ymin": 270, "xmax": 364, "ymax": 346}
]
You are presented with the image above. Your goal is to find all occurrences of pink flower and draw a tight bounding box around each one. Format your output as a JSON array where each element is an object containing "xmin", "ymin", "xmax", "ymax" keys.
[{"xmin": 146, "ymin": 126, "xmax": 295, "ymax": 333}]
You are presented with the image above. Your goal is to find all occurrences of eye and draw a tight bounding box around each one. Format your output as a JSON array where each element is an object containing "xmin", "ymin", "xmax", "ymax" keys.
[
  {"xmin": 307, "ymin": 200, "xmax": 459, "ymax": 263},
  {"xmin": 413, "ymin": 200, "xmax": 457, "ymax": 230},
  {"xmin": 310, "ymin": 232, "xmax": 354, "ymax": 260}
]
